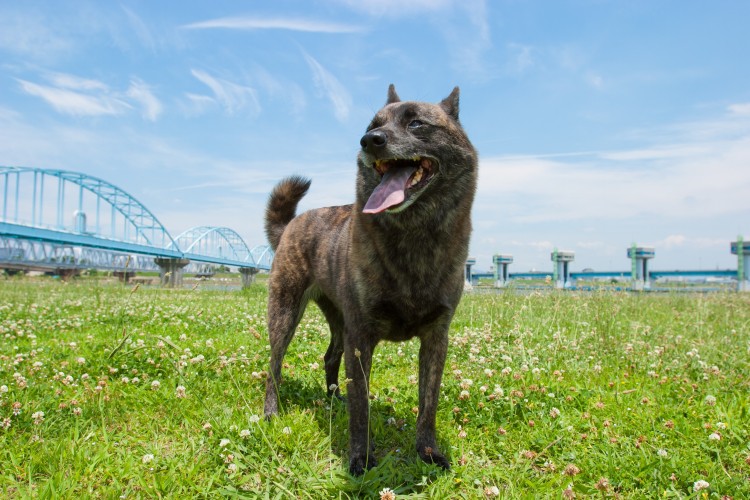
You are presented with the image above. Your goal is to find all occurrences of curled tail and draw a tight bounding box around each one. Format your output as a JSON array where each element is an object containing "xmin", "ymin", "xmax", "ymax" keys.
[{"xmin": 265, "ymin": 176, "xmax": 312, "ymax": 250}]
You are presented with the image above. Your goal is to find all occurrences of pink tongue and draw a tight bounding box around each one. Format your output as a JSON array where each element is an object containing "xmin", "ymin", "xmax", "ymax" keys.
[{"xmin": 363, "ymin": 166, "xmax": 418, "ymax": 214}]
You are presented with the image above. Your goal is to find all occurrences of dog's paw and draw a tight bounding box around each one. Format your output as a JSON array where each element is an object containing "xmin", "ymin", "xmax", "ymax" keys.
[
  {"xmin": 348, "ymin": 453, "xmax": 377, "ymax": 476},
  {"xmin": 418, "ymin": 446, "xmax": 450, "ymax": 470}
]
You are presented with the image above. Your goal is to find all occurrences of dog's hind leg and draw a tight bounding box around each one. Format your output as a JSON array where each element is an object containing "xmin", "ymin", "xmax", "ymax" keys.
[
  {"xmin": 315, "ymin": 296, "xmax": 345, "ymax": 399},
  {"xmin": 264, "ymin": 287, "xmax": 309, "ymax": 418}
]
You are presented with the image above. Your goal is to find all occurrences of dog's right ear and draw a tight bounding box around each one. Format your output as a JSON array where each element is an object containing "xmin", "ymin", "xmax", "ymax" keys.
[{"xmin": 386, "ymin": 84, "xmax": 401, "ymax": 104}]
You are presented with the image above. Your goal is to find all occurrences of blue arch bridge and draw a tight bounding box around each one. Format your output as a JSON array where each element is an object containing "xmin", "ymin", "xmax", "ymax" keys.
[{"xmin": 0, "ymin": 166, "xmax": 273, "ymax": 287}]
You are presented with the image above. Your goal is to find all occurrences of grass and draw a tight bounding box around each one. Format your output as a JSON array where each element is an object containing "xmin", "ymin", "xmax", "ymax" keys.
[{"xmin": 1, "ymin": 277, "xmax": 749, "ymax": 498}]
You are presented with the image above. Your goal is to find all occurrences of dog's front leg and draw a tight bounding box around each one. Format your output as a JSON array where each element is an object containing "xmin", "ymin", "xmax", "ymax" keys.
[
  {"xmin": 416, "ymin": 329, "xmax": 450, "ymax": 469},
  {"xmin": 344, "ymin": 336, "xmax": 376, "ymax": 475}
]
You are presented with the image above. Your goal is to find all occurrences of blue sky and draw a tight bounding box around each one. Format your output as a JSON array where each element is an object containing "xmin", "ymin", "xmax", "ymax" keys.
[{"xmin": 1, "ymin": 0, "xmax": 749, "ymax": 273}]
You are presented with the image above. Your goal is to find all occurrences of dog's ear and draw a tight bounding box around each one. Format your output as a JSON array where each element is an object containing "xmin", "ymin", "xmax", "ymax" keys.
[
  {"xmin": 386, "ymin": 84, "xmax": 401, "ymax": 104},
  {"xmin": 440, "ymin": 87, "xmax": 460, "ymax": 121}
]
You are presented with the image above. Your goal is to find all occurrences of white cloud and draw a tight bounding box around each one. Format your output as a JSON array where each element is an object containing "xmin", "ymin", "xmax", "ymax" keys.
[
  {"xmin": 121, "ymin": 6, "xmax": 157, "ymax": 52},
  {"xmin": 17, "ymin": 72, "xmax": 165, "ymax": 121},
  {"xmin": 728, "ymin": 103, "xmax": 750, "ymax": 116},
  {"xmin": 302, "ymin": 53, "xmax": 352, "ymax": 122},
  {"xmin": 476, "ymin": 118, "xmax": 750, "ymax": 225},
  {"xmin": 126, "ymin": 79, "xmax": 163, "ymax": 121},
  {"xmin": 190, "ymin": 69, "xmax": 260, "ymax": 116},
  {"xmin": 182, "ymin": 16, "xmax": 361, "ymax": 34},
  {"xmin": 17, "ymin": 78, "xmax": 130, "ymax": 117},
  {"xmin": 334, "ymin": 0, "xmax": 454, "ymax": 16},
  {"xmin": 47, "ymin": 72, "xmax": 109, "ymax": 91},
  {"xmin": 506, "ymin": 43, "xmax": 534, "ymax": 74}
]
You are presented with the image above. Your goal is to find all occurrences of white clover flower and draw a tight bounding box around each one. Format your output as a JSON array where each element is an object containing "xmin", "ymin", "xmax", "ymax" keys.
[
  {"xmin": 379, "ymin": 487, "xmax": 396, "ymax": 500},
  {"xmin": 219, "ymin": 438, "xmax": 230, "ymax": 448},
  {"xmin": 239, "ymin": 429, "xmax": 251, "ymax": 438},
  {"xmin": 693, "ymin": 480, "xmax": 709, "ymax": 492},
  {"xmin": 175, "ymin": 385, "xmax": 186, "ymax": 398},
  {"xmin": 657, "ymin": 449, "xmax": 668, "ymax": 458},
  {"xmin": 550, "ymin": 407, "xmax": 561, "ymax": 419},
  {"xmin": 31, "ymin": 411, "xmax": 44, "ymax": 425},
  {"xmin": 249, "ymin": 414, "xmax": 260, "ymax": 424},
  {"xmin": 142, "ymin": 453, "xmax": 154, "ymax": 464},
  {"xmin": 708, "ymin": 432, "xmax": 721, "ymax": 441},
  {"xmin": 484, "ymin": 485, "xmax": 500, "ymax": 497},
  {"xmin": 282, "ymin": 427, "xmax": 292, "ymax": 435},
  {"xmin": 716, "ymin": 422, "xmax": 727, "ymax": 429},
  {"xmin": 704, "ymin": 395, "xmax": 716, "ymax": 406},
  {"xmin": 151, "ymin": 380, "xmax": 160, "ymax": 390},
  {"xmin": 0, "ymin": 385, "xmax": 7, "ymax": 393}
]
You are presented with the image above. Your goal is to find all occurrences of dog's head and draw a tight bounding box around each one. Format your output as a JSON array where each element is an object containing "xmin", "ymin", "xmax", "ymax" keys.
[{"xmin": 356, "ymin": 85, "xmax": 477, "ymax": 221}]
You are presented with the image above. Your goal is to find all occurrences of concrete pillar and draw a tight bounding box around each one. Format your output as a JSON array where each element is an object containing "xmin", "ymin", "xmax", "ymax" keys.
[
  {"xmin": 731, "ymin": 238, "xmax": 749, "ymax": 292},
  {"xmin": 239, "ymin": 267, "xmax": 259, "ymax": 288},
  {"xmin": 627, "ymin": 245, "xmax": 655, "ymax": 291},
  {"xmin": 465, "ymin": 257, "xmax": 476, "ymax": 289},
  {"xmin": 493, "ymin": 254, "xmax": 513, "ymax": 287},
  {"xmin": 154, "ymin": 258, "xmax": 190, "ymax": 288},
  {"xmin": 55, "ymin": 268, "xmax": 80, "ymax": 281},
  {"xmin": 551, "ymin": 250, "xmax": 575, "ymax": 289},
  {"xmin": 113, "ymin": 271, "xmax": 136, "ymax": 283}
]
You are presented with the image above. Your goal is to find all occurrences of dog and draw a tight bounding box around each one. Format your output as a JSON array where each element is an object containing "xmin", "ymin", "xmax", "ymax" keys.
[{"xmin": 263, "ymin": 85, "xmax": 478, "ymax": 475}]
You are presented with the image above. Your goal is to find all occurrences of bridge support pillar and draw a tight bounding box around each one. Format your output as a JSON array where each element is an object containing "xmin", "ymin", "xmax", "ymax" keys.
[
  {"xmin": 731, "ymin": 237, "xmax": 750, "ymax": 292},
  {"xmin": 239, "ymin": 267, "xmax": 259, "ymax": 288},
  {"xmin": 628, "ymin": 245, "xmax": 655, "ymax": 291},
  {"xmin": 551, "ymin": 250, "xmax": 575, "ymax": 289},
  {"xmin": 493, "ymin": 254, "xmax": 513, "ymax": 287},
  {"xmin": 55, "ymin": 268, "xmax": 80, "ymax": 281},
  {"xmin": 154, "ymin": 258, "xmax": 190, "ymax": 288},
  {"xmin": 113, "ymin": 271, "xmax": 136, "ymax": 283}
]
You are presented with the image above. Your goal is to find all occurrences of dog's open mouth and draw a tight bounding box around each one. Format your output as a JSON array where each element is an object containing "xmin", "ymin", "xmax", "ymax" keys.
[{"xmin": 363, "ymin": 157, "xmax": 436, "ymax": 214}]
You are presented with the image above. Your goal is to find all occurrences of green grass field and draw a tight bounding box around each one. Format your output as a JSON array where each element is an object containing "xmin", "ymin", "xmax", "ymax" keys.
[{"xmin": 1, "ymin": 278, "xmax": 748, "ymax": 498}]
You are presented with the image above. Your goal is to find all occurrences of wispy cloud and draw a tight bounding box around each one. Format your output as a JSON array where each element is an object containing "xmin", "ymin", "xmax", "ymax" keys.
[
  {"xmin": 181, "ymin": 16, "xmax": 361, "ymax": 34},
  {"xmin": 336, "ymin": 0, "xmax": 492, "ymax": 80},
  {"xmin": 333, "ymin": 0, "xmax": 454, "ymax": 16},
  {"xmin": 17, "ymin": 79, "xmax": 130, "ymax": 117},
  {"xmin": 16, "ymin": 72, "xmax": 164, "ymax": 120},
  {"xmin": 190, "ymin": 69, "xmax": 260, "ymax": 116},
  {"xmin": 121, "ymin": 6, "xmax": 157, "ymax": 52},
  {"xmin": 126, "ymin": 79, "xmax": 162, "ymax": 121},
  {"xmin": 302, "ymin": 53, "xmax": 352, "ymax": 122}
]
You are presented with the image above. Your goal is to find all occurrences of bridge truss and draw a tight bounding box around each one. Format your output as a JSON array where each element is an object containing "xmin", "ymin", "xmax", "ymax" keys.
[{"xmin": 0, "ymin": 166, "xmax": 272, "ymax": 276}]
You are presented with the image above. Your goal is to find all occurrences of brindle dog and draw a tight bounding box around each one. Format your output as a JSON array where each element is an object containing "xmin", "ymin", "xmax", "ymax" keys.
[{"xmin": 263, "ymin": 85, "xmax": 478, "ymax": 475}]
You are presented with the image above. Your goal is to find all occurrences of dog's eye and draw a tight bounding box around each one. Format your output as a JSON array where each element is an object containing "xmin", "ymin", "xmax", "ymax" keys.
[{"xmin": 408, "ymin": 120, "xmax": 424, "ymax": 129}]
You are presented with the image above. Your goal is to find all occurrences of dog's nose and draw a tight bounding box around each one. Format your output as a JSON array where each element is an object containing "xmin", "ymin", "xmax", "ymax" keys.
[{"xmin": 360, "ymin": 130, "xmax": 387, "ymax": 151}]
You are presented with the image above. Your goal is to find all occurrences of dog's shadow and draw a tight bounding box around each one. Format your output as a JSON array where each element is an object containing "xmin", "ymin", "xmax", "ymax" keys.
[{"xmin": 271, "ymin": 378, "xmax": 452, "ymax": 478}]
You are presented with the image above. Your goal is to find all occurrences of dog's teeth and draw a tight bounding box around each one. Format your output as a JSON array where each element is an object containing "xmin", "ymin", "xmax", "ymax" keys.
[{"xmin": 410, "ymin": 167, "xmax": 423, "ymax": 187}]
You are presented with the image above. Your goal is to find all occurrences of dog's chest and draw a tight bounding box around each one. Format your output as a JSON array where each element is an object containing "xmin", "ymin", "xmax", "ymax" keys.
[{"xmin": 365, "ymin": 287, "xmax": 456, "ymax": 341}]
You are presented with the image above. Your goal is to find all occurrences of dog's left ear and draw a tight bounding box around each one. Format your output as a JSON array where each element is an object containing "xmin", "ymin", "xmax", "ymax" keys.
[
  {"xmin": 386, "ymin": 84, "xmax": 401, "ymax": 104},
  {"xmin": 439, "ymin": 87, "xmax": 460, "ymax": 121}
]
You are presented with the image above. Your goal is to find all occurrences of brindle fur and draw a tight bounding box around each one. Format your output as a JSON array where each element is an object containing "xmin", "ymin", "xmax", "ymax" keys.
[{"xmin": 263, "ymin": 85, "xmax": 478, "ymax": 475}]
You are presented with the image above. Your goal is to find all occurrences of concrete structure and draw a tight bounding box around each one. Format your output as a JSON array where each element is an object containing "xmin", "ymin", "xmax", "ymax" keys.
[
  {"xmin": 154, "ymin": 257, "xmax": 190, "ymax": 287},
  {"xmin": 731, "ymin": 237, "xmax": 749, "ymax": 292},
  {"xmin": 551, "ymin": 250, "xmax": 575, "ymax": 289},
  {"xmin": 465, "ymin": 257, "xmax": 476, "ymax": 288},
  {"xmin": 492, "ymin": 254, "xmax": 513, "ymax": 287},
  {"xmin": 627, "ymin": 245, "xmax": 655, "ymax": 291},
  {"xmin": 239, "ymin": 267, "xmax": 259, "ymax": 288}
]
